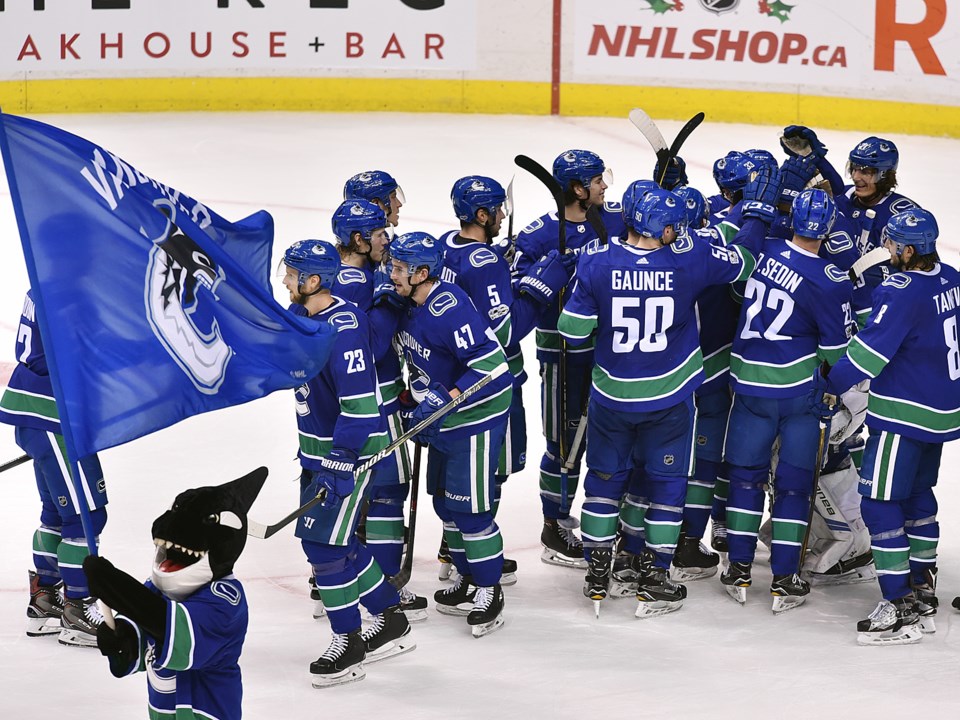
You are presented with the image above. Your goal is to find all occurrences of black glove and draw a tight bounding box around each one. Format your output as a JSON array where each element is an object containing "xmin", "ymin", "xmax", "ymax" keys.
[
  {"xmin": 83, "ymin": 555, "xmax": 167, "ymax": 640},
  {"xmin": 96, "ymin": 616, "xmax": 141, "ymax": 676}
]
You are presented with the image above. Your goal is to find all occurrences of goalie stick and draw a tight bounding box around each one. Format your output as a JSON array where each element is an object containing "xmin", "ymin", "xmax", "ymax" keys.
[
  {"xmin": 388, "ymin": 442, "xmax": 421, "ymax": 589},
  {"xmin": 1, "ymin": 453, "xmax": 30, "ymax": 474},
  {"xmin": 514, "ymin": 154, "xmax": 574, "ymax": 512},
  {"xmin": 247, "ymin": 364, "xmax": 508, "ymax": 539},
  {"xmin": 628, "ymin": 109, "xmax": 705, "ymax": 186}
]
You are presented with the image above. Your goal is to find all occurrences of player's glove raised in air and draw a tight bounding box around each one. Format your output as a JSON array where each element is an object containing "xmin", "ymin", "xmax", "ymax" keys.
[
  {"xmin": 781, "ymin": 125, "xmax": 828, "ymax": 160},
  {"xmin": 402, "ymin": 382, "xmax": 453, "ymax": 446},
  {"xmin": 315, "ymin": 448, "xmax": 358, "ymax": 506},
  {"xmin": 654, "ymin": 155, "xmax": 688, "ymax": 190},
  {"xmin": 741, "ymin": 165, "xmax": 783, "ymax": 224},
  {"xmin": 519, "ymin": 249, "xmax": 575, "ymax": 305},
  {"xmin": 779, "ymin": 154, "xmax": 820, "ymax": 206}
]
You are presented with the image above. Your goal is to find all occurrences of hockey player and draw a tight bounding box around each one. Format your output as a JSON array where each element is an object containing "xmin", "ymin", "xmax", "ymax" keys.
[
  {"xmin": 512, "ymin": 149, "xmax": 625, "ymax": 569},
  {"xmin": 557, "ymin": 188, "xmax": 757, "ymax": 619},
  {"xmin": 0, "ymin": 290, "xmax": 108, "ymax": 647},
  {"xmin": 723, "ymin": 188, "xmax": 855, "ymax": 614},
  {"xmin": 82, "ymin": 468, "xmax": 266, "ymax": 720},
  {"xmin": 811, "ymin": 208, "xmax": 959, "ymax": 645},
  {"xmin": 328, "ymin": 199, "xmax": 427, "ymax": 620},
  {"xmin": 344, "ymin": 170, "xmax": 405, "ymax": 228},
  {"xmin": 388, "ymin": 231, "xmax": 515, "ymax": 638},
  {"xmin": 282, "ymin": 240, "xmax": 414, "ymax": 687},
  {"xmin": 437, "ymin": 176, "xmax": 573, "ymax": 584}
]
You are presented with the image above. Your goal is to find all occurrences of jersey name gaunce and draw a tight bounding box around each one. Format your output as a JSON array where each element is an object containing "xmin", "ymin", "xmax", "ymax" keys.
[
  {"xmin": 730, "ymin": 239, "xmax": 854, "ymax": 399},
  {"xmin": 831, "ymin": 264, "xmax": 960, "ymax": 443},
  {"xmin": 395, "ymin": 282, "xmax": 512, "ymax": 440},
  {"xmin": 558, "ymin": 235, "xmax": 754, "ymax": 413}
]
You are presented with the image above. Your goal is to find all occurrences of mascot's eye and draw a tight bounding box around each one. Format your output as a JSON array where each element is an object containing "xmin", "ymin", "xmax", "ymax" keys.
[{"xmin": 205, "ymin": 513, "xmax": 219, "ymax": 524}]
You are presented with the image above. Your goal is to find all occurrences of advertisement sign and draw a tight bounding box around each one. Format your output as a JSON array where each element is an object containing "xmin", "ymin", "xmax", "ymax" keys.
[
  {"xmin": 573, "ymin": 0, "xmax": 956, "ymax": 104},
  {"xmin": 0, "ymin": 0, "xmax": 477, "ymax": 78}
]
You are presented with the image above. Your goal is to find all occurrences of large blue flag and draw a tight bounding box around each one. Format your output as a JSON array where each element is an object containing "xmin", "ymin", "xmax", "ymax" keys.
[{"xmin": 0, "ymin": 112, "xmax": 336, "ymax": 457}]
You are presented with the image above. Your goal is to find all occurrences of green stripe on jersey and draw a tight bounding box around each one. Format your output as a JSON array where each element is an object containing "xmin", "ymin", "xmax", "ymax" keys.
[
  {"xmin": 591, "ymin": 348, "xmax": 703, "ymax": 403},
  {"xmin": 702, "ymin": 345, "xmax": 731, "ymax": 383},
  {"xmin": 846, "ymin": 336, "xmax": 889, "ymax": 378},
  {"xmin": 0, "ymin": 387, "xmax": 59, "ymax": 421},
  {"xmin": 467, "ymin": 349, "xmax": 507, "ymax": 374},
  {"xmin": 867, "ymin": 393, "xmax": 960, "ymax": 435},
  {"xmin": 443, "ymin": 386, "xmax": 512, "ymax": 431},
  {"xmin": 166, "ymin": 603, "xmax": 194, "ymax": 671},
  {"xmin": 730, "ymin": 353, "xmax": 817, "ymax": 390},
  {"xmin": 536, "ymin": 328, "xmax": 595, "ymax": 354},
  {"xmin": 340, "ymin": 393, "xmax": 380, "ymax": 418},
  {"xmin": 557, "ymin": 310, "xmax": 597, "ymax": 341},
  {"xmin": 299, "ymin": 432, "xmax": 388, "ymax": 461}
]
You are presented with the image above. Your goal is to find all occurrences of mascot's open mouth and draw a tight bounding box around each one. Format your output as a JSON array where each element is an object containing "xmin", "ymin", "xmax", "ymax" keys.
[{"xmin": 153, "ymin": 538, "xmax": 209, "ymax": 573}]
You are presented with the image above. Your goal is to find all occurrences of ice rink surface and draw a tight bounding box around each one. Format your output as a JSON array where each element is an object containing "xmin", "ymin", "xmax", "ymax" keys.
[{"xmin": 1, "ymin": 112, "xmax": 959, "ymax": 718}]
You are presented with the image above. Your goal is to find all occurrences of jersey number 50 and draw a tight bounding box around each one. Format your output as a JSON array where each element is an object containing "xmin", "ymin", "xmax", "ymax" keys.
[{"xmin": 611, "ymin": 297, "xmax": 674, "ymax": 353}]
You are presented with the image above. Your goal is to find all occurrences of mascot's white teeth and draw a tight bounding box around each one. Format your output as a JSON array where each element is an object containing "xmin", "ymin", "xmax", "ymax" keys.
[{"xmin": 153, "ymin": 538, "xmax": 208, "ymax": 557}]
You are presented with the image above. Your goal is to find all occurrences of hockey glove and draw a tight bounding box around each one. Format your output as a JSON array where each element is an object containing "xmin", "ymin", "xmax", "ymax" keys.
[
  {"xmin": 97, "ymin": 617, "xmax": 142, "ymax": 677},
  {"xmin": 654, "ymin": 155, "xmax": 688, "ymax": 190},
  {"xmin": 809, "ymin": 361, "xmax": 839, "ymax": 422},
  {"xmin": 315, "ymin": 448, "xmax": 358, "ymax": 506},
  {"xmin": 402, "ymin": 382, "xmax": 453, "ymax": 446},
  {"xmin": 372, "ymin": 267, "xmax": 407, "ymax": 310},
  {"xmin": 83, "ymin": 555, "xmax": 167, "ymax": 640},
  {"xmin": 740, "ymin": 165, "xmax": 782, "ymax": 224},
  {"xmin": 779, "ymin": 155, "xmax": 820, "ymax": 206},
  {"xmin": 781, "ymin": 125, "xmax": 828, "ymax": 160},
  {"xmin": 518, "ymin": 250, "xmax": 574, "ymax": 305}
]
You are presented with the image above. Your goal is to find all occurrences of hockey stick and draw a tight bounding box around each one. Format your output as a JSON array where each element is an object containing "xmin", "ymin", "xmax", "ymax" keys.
[
  {"xmin": 848, "ymin": 246, "xmax": 888, "ymax": 282},
  {"xmin": 629, "ymin": 109, "xmax": 705, "ymax": 186},
  {"xmin": 514, "ymin": 154, "xmax": 572, "ymax": 512},
  {"xmin": 1, "ymin": 453, "xmax": 30, "ymax": 474},
  {"xmin": 800, "ymin": 396, "xmax": 836, "ymax": 568},
  {"xmin": 247, "ymin": 364, "xmax": 508, "ymax": 539},
  {"xmin": 389, "ymin": 442, "xmax": 421, "ymax": 590}
]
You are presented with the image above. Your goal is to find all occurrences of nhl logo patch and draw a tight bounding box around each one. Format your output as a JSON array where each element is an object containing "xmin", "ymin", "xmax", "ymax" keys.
[
  {"xmin": 697, "ymin": 435, "xmax": 707, "ymax": 446},
  {"xmin": 663, "ymin": 454, "xmax": 675, "ymax": 466},
  {"xmin": 699, "ymin": 0, "xmax": 740, "ymax": 13},
  {"xmin": 58, "ymin": 495, "xmax": 68, "ymax": 507}
]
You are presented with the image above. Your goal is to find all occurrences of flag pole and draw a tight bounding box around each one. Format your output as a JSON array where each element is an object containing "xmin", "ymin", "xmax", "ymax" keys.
[{"xmin": 0, "ymin": 110, "xmax": 100, "ymax": 556}]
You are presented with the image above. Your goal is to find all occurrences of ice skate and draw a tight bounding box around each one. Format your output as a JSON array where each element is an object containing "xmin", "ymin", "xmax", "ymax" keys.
[
  {"xmin": 310, "ymin": 631, "xmax": 366, "ymax": 687},
  {"xmin": 467, "ymin": 584, "xmax": 504, "ymax": 638},
  {"xmin": 309, "ymin": 575, "xmax": 326, "ymax": 619},
  {"xmin": 770, "ymin": 573, "xmax": 810, "ymax": 614},
  {"xmin": 501, "ymin": 558, "xmax": 518, "ymax": 586},
  {"xmin": 361, "ymin": 605, "xmax": 416, "ymax": 663},
  {"xmin": 608, "ymin": 551, "xmax": 651, "ymax": 598},
  {"xmin": 397, "ymin": 586, "xmax": 428, "ymax": 623},
  {"xmin": 805, "ymin": 551, "xmax": 876, "ymax": 587},
  {"xmin": 670, "ymin": 536, "xmax": 720, "ymax": 582},
  {"xmin": 711, "ymin": 520, "xmax": 728, "ymax": 553},
  {"xmin": 635, "ymin": 566, "xmax": 686, "ymax": 618},
  {"xmin": 583, "ymin": 548, "xmax": 613, "ymax": 618},
  {"xmin": 434, "ymin": 574, "xmax": 477, "ymax": 617},
  {"xmin": 720, "ymin": 561, "xmax": 751, "ymax": 605},
  {"xmin": 26, "ymin": 570, "xmax": 63, "ymax": 638},
  {"xmin": 437, "ymin": 538, "xmax": 456, "ymax": 582},
  {"xmin": 856, "ymin": 597, "xmax": 922, "ymax": 646},
  {"xmin": 540, "ymin": 517, "xmax": 587, "ymax": 569},
  {"xmin": 58, "ymin": 596, "xmax": 103, "ymax": 647},
  {"xmin": 911, "ymin": 567, "xmax": 938, "ymax": 634}
]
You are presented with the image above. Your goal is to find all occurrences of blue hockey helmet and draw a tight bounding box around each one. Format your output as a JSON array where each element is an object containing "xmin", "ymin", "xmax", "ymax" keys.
[
  {"xmin": 390, "ymin": 231, "xmax": 445, "ymax": 276},
  {"xmin": 331, "ymin": 200, "xmax": 387, "ymax": 248},
  {"xmin": 673, "ymin": 185, "xmax": 708, "ymax": 229},
  {"xmin": 713, "ymin": 151, "xmax": 757, "ymax": 192},
  {"xmin": 621, "ymin": 179, "xmax": 660, "ymax": 226},
  {"xmin": 343, "ymin": 170, "xmax": 406, "ymax": 209},
  {"xmin": 451, "ymin": 175, "xmax": 508, "ymax": 223},
  {"xmin": 553, "ymin": 149, "xmax": 612, "ymax": 190},
  {"xmin": 744, "ymin": 148, "xmax": 778, "ymax": 172},
  {"xmin": 848, "ymin": 136, "xmax": 898, "ymax": 178},
  {"xmin": 791, "ymin": 188, "xmax": 836, "ymax": 241},
  {"xmin": 283, "ymin": 239, "xmax": 340, "ymax": 290},
  {"xmin": 883, "ymin": 208, "xmax": 939, "ymax": 256},
  {"xmin": 628, "ymin": 189, "xmax": 688, "ymax": 239}
]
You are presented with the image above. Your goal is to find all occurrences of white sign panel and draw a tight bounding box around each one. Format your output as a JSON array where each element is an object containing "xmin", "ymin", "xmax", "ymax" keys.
[
  {"xmin": 0, "ymin": 0, "xmax": 476, "ymax": 78},
  {"xmin": 574, "ymin": 0, "xmax": 958, "ymax": 104}
]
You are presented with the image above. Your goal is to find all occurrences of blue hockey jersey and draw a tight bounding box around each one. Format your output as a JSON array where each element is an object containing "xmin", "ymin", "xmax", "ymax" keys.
[
  {"xmin": 395, "ymin": 281, "xmax": 512, "ymax": 439},
  {"xmin": 292, "ymin": 298, "xmax": 387, "ymax": 465},
  {"xmin": 557, "ymin": 235, "xmax": 755, "ymax": 413},
  {"xmin": 513, "ymin": 203, "xmax": 625, "ymax": 365},
  {"xmin": 730, "ymin": 239, "xmax": 854, "ymax": 399},
  {"xmin": 828, "ymin": 263, "xmax": 960, "ymax": 444},
  {"xmin": 0, "ymin": 291, "xmax": 60, "ymax": 434},
  {"xmin": 112, "ymin": 577, "xmax": 248, "ymax": 720}
]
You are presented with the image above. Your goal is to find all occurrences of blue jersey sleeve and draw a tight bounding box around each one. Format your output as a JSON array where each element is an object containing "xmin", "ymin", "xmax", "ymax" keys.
[
  {"xmin": 815, "ymin": 270, "xmax": 855, "ymax": 366},
  {"xmin": 557, "ymin": 253, "xmax": 599, "ymax": 347},
  {"xmin": 327, "ymin": 311, "xmax": 384, "ymax": 453}
]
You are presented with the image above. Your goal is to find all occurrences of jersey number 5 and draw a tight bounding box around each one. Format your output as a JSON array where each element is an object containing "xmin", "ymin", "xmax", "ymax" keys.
[{"xmin": 611, "ymin": 297, "xmax": 674, "ymax": 353}]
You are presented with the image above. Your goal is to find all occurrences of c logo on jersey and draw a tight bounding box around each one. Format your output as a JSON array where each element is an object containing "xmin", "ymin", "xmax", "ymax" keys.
[{"xmin": 145, "ymin": 199, "xmax": 232, "ymax": 395}]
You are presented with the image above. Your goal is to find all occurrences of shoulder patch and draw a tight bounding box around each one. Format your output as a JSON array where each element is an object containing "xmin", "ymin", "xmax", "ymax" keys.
[
  {"xmin": 670, "ymin": 235, "xmax": 694, "ymax": 254},
  {"xmin": 882, "ymin": 273, "xmax": 912, "ymax": 289},
  {"xmin": 603, "ymin": 201, "xmax": 623, "ymax": 213},
  {"xmin": 520, "ymin": 217, "xmax": 545, "ymax": 235},
  {"xmin": 889, "ymin": 196, "xmax": 918, "ymax": 214},
  {"xmin": 428, "ymin": 291, "xmax": 458, "ymax": 317},
  {"xmin": 488, "ymin": 304, "xmax": 509, "ymax": 321},
  {"xmin": 824, "ymin": 264, "xmax": 849, "ymax": 283},
  {"xmin": 328, "ymin": 311, "xmax": 360, "ymax": 331},
  {"xmin": 826, "ymin": 231, "xmax": 854, "ymax": 253},
  {"xmin": 210, "ymin": 580, "xmax": 243, "ymax": 606},
  {"xmin": 584, "ymin": 238, "xmax": 607, "ymax": 255},
  {"xmin": 337, "ymin": 268, "xmax": 367, "ymax": 285},
  {"xmin": 469, "ymin": 247, "xmax": 499, "ymax": 269}
]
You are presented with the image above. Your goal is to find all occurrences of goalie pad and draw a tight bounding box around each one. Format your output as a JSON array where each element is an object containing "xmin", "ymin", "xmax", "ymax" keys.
[
  {"xmin": 803, "ymin": 456, "xmax": 871, "ymax": 576},
  {"xmin": 829, "ymin": 381, "xmax": 869, "ymax": 446}
]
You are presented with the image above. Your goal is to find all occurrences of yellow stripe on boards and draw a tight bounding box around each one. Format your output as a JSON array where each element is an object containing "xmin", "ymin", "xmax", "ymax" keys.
[{"xmin": 0, "ymin": 77, "xmax": 956, "ymax": 138}]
